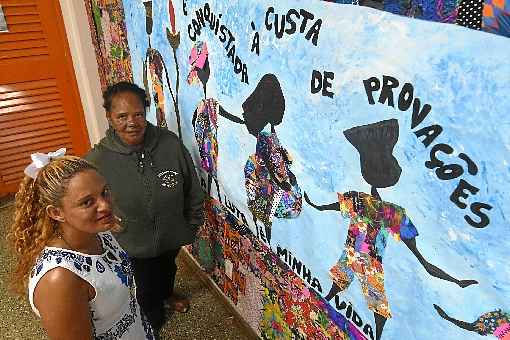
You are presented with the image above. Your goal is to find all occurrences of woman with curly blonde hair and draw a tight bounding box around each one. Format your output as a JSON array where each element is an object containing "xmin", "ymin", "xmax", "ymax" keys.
[{"xmin": 8, "ymin": 150, "xmax": 154, "ymax": 340}]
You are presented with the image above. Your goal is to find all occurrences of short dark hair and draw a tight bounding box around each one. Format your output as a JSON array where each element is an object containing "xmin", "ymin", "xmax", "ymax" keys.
[
  {"xmin": 242, "ymin": 74, "xmax": 285, "ymax": 135},
  {"xmin": 102, "ymin": 81, "xmax": 149, "ymax": 112}
]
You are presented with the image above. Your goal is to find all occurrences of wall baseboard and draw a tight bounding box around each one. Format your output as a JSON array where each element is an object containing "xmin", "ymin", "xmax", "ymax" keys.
[{"xmin": 180, "ymin": 248, "xmax": 260, "ymax": 340}]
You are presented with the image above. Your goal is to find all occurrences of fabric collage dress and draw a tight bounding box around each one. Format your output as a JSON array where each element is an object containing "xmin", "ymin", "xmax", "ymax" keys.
[
  {"xmin": 474, "ymin": 310, "xmax": 510, "ymax": 339},
  {"xmin": 145, "ymin": 48, "xmax": 167, "ymax": 128},
  {"xmin": 28, "ymin": 232, "xmax": 154, "ymax": 340},
  {"xmin": 193, "ymin": 98, "xmax": 219, "ymax": 178},
  {"xmin": 244, "ymin": 130, "xmax": 302, "ymax": 228},
  {"xmin": 329, "ymin": 191, "xmax": 418, "ymax": 319}
]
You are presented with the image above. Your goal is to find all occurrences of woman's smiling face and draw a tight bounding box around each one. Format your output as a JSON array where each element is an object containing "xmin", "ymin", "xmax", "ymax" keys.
[
  {"xmin": 53, "ymin": 169, "xmax": 116, "ymax": 234},
  {"xmin": 108, "ymin": 91, "xmax": 147, "ymax": 146}
]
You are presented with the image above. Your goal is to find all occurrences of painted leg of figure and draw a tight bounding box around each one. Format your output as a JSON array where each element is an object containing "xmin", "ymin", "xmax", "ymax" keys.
[
  {"xmin": 259, "ymin": 225, "xmax": 267, "ymax": 243},
  {"xmin": 325, "ymin": 283, "xmax": 342, "ymax": 301},
  {"xmin": 433, "ymin": 304, "xmax": 477, "ymax": 332},
  {"xmin": 265, "ymin": 224, "xmax": 272, "ymax": 245},
  {"xmin": 214, "ymin": 177, "xmax": 222, "ymax": 203},
  {"xmin": 253, "ymin": 216, "xmax": 260, "ymax": 240},
  {"xmin": 374, "ymin": 313, "xmax": 387, "ymax": 340},
  {"xmin": 207, "ymin": 174, "xmax": 212, "ymax": 197}
]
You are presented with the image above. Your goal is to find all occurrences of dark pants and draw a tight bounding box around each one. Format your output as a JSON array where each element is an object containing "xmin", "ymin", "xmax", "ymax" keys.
[{"xmin": 130, "ymin": 248, "xmax": 180, "ymax": 333}]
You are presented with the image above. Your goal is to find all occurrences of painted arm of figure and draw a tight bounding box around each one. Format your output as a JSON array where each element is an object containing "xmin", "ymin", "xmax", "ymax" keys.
[
  {"xmin": 34, "ymin": 268, "xmax": 94, "ymax": 340},
  {"xmin": 433, "ymin": 304, "xmax": 477, "ymax": 332},
  {"xmin": 304, "ymin": 192, "xmax": 340, "ymax": 211},
  {"xmin": 218, "ymin": 105, "xmax": 245, "ymax": 124},
  {"xmin": 402, "ymin": 237, "xmax": 478, "ymax": 288}
]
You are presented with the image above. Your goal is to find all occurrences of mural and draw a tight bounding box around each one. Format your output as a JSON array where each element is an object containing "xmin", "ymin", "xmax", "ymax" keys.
[
  {"xmin": 304, "ymin": 119, "xmax": 478, "ymax": 339},
  {"xmin": 324, "ymin": 0, "xmax": 510, "ymax": 37},
  {"xmin": 482, "ymin": 0, "xmax": 510, "ymax": 37},
  {"xmin": 433, "ymin": 305, "xmax": 510, "ymax": 339},
  {"xmin": 192, "ymin": 198, "xmax": 369, "ymax": 339},
  {"xmin": 187, "ymin": 41, "xmax": 244, "ymax": 201},
  {"xmin": 87, "ymin": 0, "xmax": 510, "ymax": 338},
  {"xmin": 140, "ymin": 0, "xmax": 183, "ymax": 134},
  {"xmin": 85, "ymin": 0, "xmax": 133, "ymax": 90}
]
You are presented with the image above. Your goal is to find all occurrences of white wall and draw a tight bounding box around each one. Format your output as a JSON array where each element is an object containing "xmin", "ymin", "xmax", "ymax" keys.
[{"xmin": 58, "ymin": 0, "xmax": 108, "ymax": 145}]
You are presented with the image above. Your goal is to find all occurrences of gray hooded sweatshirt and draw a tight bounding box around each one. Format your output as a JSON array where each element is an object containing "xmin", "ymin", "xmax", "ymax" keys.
[{"xmin": 85, "ymin": 123, "xmax": 204, "ymax": 258}]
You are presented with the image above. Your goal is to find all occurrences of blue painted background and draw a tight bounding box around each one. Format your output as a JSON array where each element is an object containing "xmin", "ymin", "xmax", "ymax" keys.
[{"xmin": 123, "ymin": 0, "xmax": 509, "ymax": 338}]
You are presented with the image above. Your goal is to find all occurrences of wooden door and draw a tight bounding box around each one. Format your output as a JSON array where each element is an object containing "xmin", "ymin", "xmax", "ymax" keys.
[{"xmin": 0, "ymin": 0, "xmax": 90, "ymax": 195}]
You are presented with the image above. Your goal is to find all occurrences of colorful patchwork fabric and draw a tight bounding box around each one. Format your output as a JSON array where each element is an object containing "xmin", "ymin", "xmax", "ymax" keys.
[
  {"xmin": 189, "ymin": 41, "xmax": 208, "ymax": 69},
  {"xmin": 384, "ymin": 0, "xmax": 459, "ymax": 22},
  {"xmin": 244, "ymin": 131, "xmax": 302, "ymax": 227},
  {"xmin": 329, "ymin": 191, "xmax": 418, "ymax": 318},
  {"xmin": 325, "ymin": 0, "xmax": 459, "ymax": 22},
  {"xmin": 86, "ymin": 0, "xmax": 133, "ymax": 90},
  {"xmin": 193, "ymin": 199, "xmax": 368, "ymax": 340},
  {"xmin": 337, "ymin": 191, "xmax": 418, "ymax": 262},
  {"xmin": 483, "ymin": 0, "xmax": 510, "ymax": 37},
  {"xmin": 187, "ymin": 41, "xmax": 209, "ymax": 85},
  {"xmin": 147, "ymin": 49, "xmax": 167, "ymax": 128},
  {"xmin": 475, "ymin": 310, "xmax": 510, "ymax": 338},
  {"xmin": 322, "ymin": 0, "xmax": 510, "ymax": 38},
  {"xmin": 496, "ymin": 324, "xmax": 510, "ymax": 340},
  {"xmin": 330, "ymin": 247, "xmax": 391, "ymax": 318},
  {"xmin": 456, "ymin": 0, "xmax": 484, "ymax": 29},
  {"xmin": 194, "ymin": 98, "xmax": 219, "ymax": 177}
]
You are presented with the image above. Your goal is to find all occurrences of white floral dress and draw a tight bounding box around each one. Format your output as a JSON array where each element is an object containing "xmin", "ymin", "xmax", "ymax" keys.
[{"xmin": 28, "ymin": 232, "xmax": 154, "ymax": 339}]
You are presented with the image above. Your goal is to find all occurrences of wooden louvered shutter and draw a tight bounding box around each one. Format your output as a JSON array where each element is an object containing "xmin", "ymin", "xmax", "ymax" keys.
[{"xmin": 0, "ymin": 0, "xmax": 90, "ymax": 195}]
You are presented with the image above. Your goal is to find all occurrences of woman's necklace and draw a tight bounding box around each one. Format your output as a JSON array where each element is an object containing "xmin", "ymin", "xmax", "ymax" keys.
[
  {"xmin": 57, "ymin": 232, "xmax": 72, "ymax": 249},
  {"xmin": 57, "ymin": 232, "xmax": 103, "ymax": 255}
]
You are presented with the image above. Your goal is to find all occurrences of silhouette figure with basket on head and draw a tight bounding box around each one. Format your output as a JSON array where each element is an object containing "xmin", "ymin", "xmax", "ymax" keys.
[{"xmin": 305, "ymin": 119, "xmax": 478, "ymax": 340}]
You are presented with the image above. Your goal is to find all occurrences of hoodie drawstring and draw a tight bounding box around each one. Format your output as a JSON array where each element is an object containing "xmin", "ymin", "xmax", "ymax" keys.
[
  {"xmin": 146, "ymin": 152, "xmax": 155, "ymax": 169},
  {"xmin": 136, "ymin": 152, "xmax": 145, "ymax": 173},
  {"xmin": 136, "ymin": 150, "xmax": 155, "ymax": 174}
]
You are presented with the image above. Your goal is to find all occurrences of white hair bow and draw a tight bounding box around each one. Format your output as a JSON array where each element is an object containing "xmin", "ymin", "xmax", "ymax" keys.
[{"xmin": 24, "ymin": 148, "xmax": 66, "ymax": 179}]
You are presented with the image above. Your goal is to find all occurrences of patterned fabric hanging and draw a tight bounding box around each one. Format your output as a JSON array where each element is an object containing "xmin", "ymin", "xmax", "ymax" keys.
[
  {"xmin": 456, "ymin": 0, "xmax": 484, "ymax": 29},
  {"xmin": 244, "ymin": 131, "xmax": 302, "ymax": 228}
]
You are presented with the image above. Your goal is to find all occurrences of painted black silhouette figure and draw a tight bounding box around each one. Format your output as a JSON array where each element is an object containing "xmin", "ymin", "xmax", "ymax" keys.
[
  {"xmin": 221, "ymin": 74, "xmax": 302, "ymax": 244},
  {"xmin": 187, "ymin": 41, "xmax": 243, "ymax": 202},
  {"xmin": 304, "ymin": 119, "xmax": 478, "ymax": 340},
  {"xmin": 434, "ymin": 304, "xmax": 510, "ymax": 339}
]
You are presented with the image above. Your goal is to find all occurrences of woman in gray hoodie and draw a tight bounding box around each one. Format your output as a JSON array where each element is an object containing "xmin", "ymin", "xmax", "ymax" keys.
[{"xmin": 86, "ymin": 82, "xmax": 204, "ymax": 336}]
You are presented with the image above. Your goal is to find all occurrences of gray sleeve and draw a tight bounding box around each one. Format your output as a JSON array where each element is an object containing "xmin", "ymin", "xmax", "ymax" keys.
[{"xmin": 180, "ymin": 142, "xmax": 205, "ymax": 232}]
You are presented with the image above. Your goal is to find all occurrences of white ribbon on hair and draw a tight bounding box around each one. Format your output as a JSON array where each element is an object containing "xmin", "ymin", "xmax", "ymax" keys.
[{"xmin": 24, "ymin": 148, "xmax": 67, "ymax": 179}]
